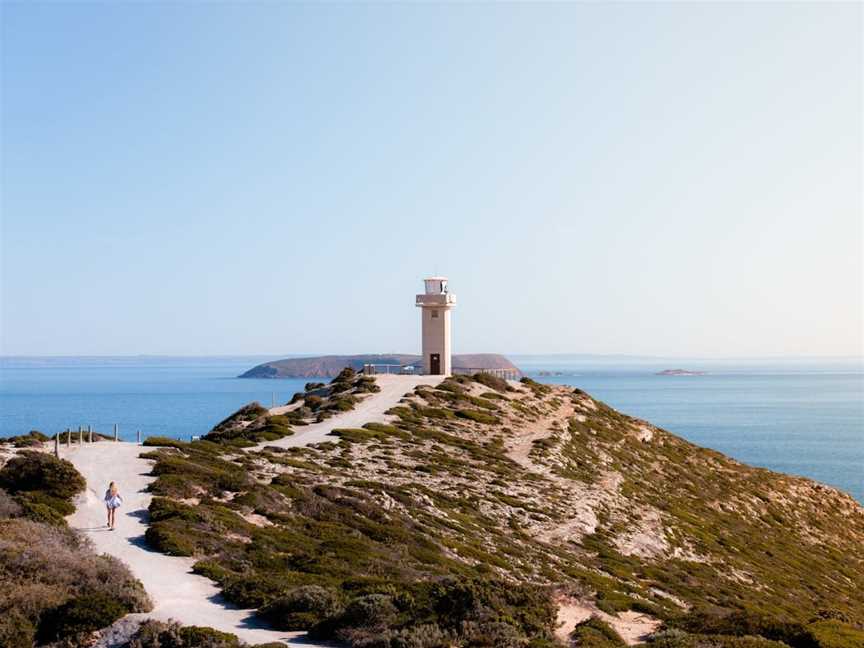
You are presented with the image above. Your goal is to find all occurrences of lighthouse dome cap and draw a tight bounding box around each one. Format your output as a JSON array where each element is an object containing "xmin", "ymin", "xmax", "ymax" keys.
[{"xmin": 424, "ymin": 276, "xmax": 448, "ymax": 281}]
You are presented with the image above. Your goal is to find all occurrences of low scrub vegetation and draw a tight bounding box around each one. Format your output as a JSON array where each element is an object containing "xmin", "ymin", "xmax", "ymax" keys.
[
  {"xmin": 142, "ymin": 436, "xmax": 188, "ymax": 448},
  {"xmin": 0, "ymin": 430, "xmax": 49, "ymax": 448},
  {"xmin": 0, "ymin": 456, "xmax": 150, "ymax": 647},
  {"xmin": 571, "ymin": 616, "xmax": 627, "ymax": 647},
  {"xmin": 125, "ymin": 619, "xmax": 288, "ymax": 648},
  {"xmin": 138, "ymin": 377, "xmax": 864, "ymax": 647},
  {"xmin": 204, "ymin": 369, "xmax": 380, "ymax": 447},
  {"xmin": 658, "ymin": 609, "xmax": 864, "ymax": 648},
  {"xmin": 470, "ymin": 371, "xmax": 511, "ymax": 393},
  {"xmin": 0, "ymin": 450, "xmax": 85, "ymax": 524}
]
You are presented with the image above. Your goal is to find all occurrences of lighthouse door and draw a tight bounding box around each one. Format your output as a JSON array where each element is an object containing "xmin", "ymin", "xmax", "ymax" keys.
[{"xmin": 430, "ymin": 354, "xmax": 441, "ymax": 375}]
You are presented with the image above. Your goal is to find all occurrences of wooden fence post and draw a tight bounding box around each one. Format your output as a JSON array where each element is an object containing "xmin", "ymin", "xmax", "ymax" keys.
[
  {"xmin": 66, "ymin": 428, "xmax": 71, "ymax": 447},
  {"xmin": 54, "ymin": 434, "xmax": 59, "ymax": 458},
  {"xmin": 78, "ymin": 425, "xmax": 83, "ymax": 445},
  {"xmin": 113, "ymin": 424, "xmax": 118, "ymax": 442},
  {"xmin": 88, "ymin": 425, "xmax": 92, "ymax": 443}
]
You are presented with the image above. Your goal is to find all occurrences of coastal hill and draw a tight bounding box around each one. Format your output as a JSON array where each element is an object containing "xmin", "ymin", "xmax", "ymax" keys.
[
  {"xmin": 239, "ymin": 353, "xmax": 520, "ymax": 378},
  {"xmin": 136, "ymin": 373, "xmax": 864, "ymax": 647}
]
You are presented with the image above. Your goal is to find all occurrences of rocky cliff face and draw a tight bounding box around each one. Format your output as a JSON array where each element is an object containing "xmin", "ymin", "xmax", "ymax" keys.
[{"xmin": 239, "ymin": 353, "xmax": 520, "ymax": 378}]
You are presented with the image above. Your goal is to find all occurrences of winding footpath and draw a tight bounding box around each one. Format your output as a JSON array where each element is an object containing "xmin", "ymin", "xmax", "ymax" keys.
[{"xmin": 62, "ymin": 375, "xmax": 441, "ymax": 645}]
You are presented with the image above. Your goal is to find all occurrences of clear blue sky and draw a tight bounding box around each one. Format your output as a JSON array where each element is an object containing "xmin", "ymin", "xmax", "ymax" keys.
[{"xmin": 1, "ymin": 2, "xmax": 861, "ymax": 358}]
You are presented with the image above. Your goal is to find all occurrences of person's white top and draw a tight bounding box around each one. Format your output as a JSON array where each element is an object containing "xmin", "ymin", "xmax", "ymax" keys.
[{"xmin": 104, "ymin": 490, "xmax": 123, "ymax": 508}]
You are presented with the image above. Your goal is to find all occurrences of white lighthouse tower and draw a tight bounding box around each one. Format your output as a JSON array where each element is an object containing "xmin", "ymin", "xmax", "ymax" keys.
[{"xmin": 415, "ymin": 276, "xmax": 456, "ymax": 375}]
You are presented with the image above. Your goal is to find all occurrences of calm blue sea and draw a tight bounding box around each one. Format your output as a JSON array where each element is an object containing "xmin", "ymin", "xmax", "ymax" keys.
[{"xmin": 1, "ymin": 356, "xmax": 861, "ymax": 503}]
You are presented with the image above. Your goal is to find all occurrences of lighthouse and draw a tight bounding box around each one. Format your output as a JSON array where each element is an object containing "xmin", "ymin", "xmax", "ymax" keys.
[{"xmin": 415, "ymin": 277, "xmax": 456, "ymax": 375}]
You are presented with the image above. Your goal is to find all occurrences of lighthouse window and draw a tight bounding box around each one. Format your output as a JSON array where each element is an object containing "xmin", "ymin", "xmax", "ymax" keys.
[{"xmin": 431, "ymin": 310, "xmax": 439, "ymax": 319}]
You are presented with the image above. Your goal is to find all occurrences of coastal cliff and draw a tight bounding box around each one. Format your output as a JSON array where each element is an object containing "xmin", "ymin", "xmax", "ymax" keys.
[
  {"xmin": 140, "ymin": 374, "xmax": 864, "ymax": 647},
  {"xmin": 239, "ymin": 353, "xmax": 520, "ymax": 378}
]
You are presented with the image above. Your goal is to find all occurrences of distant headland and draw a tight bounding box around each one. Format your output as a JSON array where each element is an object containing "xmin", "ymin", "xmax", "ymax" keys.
[{"xmin": 240, "ymin": 353, "xmax": 521, "ymax": 378}]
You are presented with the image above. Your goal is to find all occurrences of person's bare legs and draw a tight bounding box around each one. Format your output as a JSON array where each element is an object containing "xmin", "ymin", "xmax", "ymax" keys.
[{"xmin": 106, "ymin": 506, "xmax": 111, "ymax": 527}]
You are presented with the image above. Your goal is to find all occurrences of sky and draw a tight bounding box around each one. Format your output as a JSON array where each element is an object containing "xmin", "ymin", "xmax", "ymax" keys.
[{"xmin": 1, "ymin": 2, "xmax": 861, "ymax": 358}]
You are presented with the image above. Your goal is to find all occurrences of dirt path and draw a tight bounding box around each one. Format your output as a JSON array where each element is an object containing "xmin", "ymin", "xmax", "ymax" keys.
[
  {"xmin": 62, "ymin": 374, "xmax": 442, "ymax": 644},
  {"xmin": 64, "ymin": 443, "xmax": 316, "ymax": 645},
  {"xmin": 256, "ymin": 374, "xmax": 442, "ymax": 450}
]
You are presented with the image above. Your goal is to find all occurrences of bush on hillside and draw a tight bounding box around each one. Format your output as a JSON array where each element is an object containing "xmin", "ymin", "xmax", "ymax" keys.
[
  {"xmin": 455, "ymin": 409, "xmax": 499, "ymax": 425},
  {"xmin": 0, "ymin": 518, "xmax": 150, "ymax": 646},
  {"xmin": 570, "ymin": 616, "xmax": 627, "ymax": 647},
  {"xmin": 37, "ymin": 592, "xmax": 127, "ymax": 642},
  {"xmin": 331, "ymin": 367, "xmax": 356, "ymax": 383},
  {"xmin": 0, "ymin": 488, "xmax": 22, "ymax": 519},
  {"xmin": 0, "ymin": 450, "xmax": 85, "ymax": 501},
  {"xmin": 669, "ymin": 610, "xmax": 820, "ymax": 648},
  {"xmin": 259, "ymin": 585, "xmax": 342, "ymax": 630},
  {"xmin": 145, "ymin": 522, "xmax": 197, "ymax": 556},
  {"xmin": 211, "ymin": 403, "xmax": 269, "ymax": 432},
  {"xmin": 472, "ymin": 372, "xmax": 509, "ymax": 393},
  {"xmin": 806, "ymin": 619, "xmax": 864, "ymax": 648},
  {"xmin": 305, "ymin": 395, "xmax": 323, "ymax": 410},
  {"xmin": 129, "ymin": 619, "xmax": 244, "ymax": 648},
  {"xmin": 519, "ymin": 376, "xmax": 552, "ymax": 396},
  {"xmin": 142, "ymin": 436, "xmax": 188, "ymax": 448},
  {"xmin": 0, "ymin": 430, "xmax": 49, "ymax": 448}
]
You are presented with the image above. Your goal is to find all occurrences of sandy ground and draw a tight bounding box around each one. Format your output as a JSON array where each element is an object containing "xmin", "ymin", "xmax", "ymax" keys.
[
  {"xmin": 555, "ymin": 598, "xmax": 661, "ymax": 645},
  {"xmin": 256, "ymin": 374, "xmax": 443, "ymax": 451},
  {"xmin": 60, "ymin": 374, "xmax": 442, "ymax": 644}
]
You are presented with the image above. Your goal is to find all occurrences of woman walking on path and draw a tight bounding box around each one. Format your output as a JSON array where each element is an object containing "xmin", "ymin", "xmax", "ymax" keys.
[{"xmin": 104, "ymin": 482, "xmax": 122, "ymax": 529}]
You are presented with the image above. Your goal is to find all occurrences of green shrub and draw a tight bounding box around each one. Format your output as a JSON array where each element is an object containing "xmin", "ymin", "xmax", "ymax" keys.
[
  {"xmin": 149, "ymin": 497, "xmax": 202, "ymax": 523},
  {"xmin": 520, "ymin": 377, "xmax": 551, "ymax": 396},
  {"xmin": 0, "ymin": 451, "xmax": 85, "ymax": 501},
  {"xmin": 0, "ymin": 518, "xmax": 150, "ymax": 646},
  {"xmin": 129, "ymin": 619, "xmax": 243, "ymax": 648},
  {"xmin": 37, "ymin": 592, "xmax": 127, "ymax": 642},
  {"xmin": 15, "ymin": 490, "xmax": 75, "ymax": 516},
  {"xmin": 305, "ymin": 395, "xmax": 324, "ymax": 410},
  {"xmin": 16, "ymin": 499, "xmax": 67, "ymax": 525},
  {"xmin": 142, "ymin": 436, "xmax": 187, "ymax": 448},
  {"xmin": 145, "ymin": 522, "xmax": 196, "ymax": 556},
  {"xmin": 211, "ymin": 402, "xmax": 268, "ymax": 432},
  {"xmin": 331, "ymin": 367, "xmax": 356, "ymax": 383},
  {"xmin": 1, "ymin": 430, "xmax": 49, "ymax": 448},
  {"xmin": 570, "ymin": 616, "xmax": 627, "ymax": 647},
  {"xmin": 305, "ymin": 382, "xmax": 326, "ymax": 392},
  {"xmin": 180, "ymin": 626, "xmax": 244, "ymax": 647},
  {"xmin": 671, "ymin": 610, "xmax": 818, "ymax": 648},
  {"xmin": 472, "ymin": 372, "xmax": 509, "ymax": 393},
  {"xmin": 259, "ymin": 585, "xmax": 342, "ymax": 630},
  {"xmin": 355, "ymin": 376, "xmax": 381, "ymax": 393},
  {"xmin": 806, "ymin": 619, "xmax": 864, "ymax": 648},
  {"xmin": 455, "ymin": 409, "xmax": 499, "ymax": 425}
]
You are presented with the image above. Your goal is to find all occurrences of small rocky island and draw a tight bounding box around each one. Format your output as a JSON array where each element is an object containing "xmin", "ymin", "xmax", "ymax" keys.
[{"xmin": 656, "ymin": 368, "xmax": 707, "ymax": 376}]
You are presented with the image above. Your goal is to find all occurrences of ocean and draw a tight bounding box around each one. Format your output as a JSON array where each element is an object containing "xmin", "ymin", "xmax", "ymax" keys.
[{"xmin": 1, "ymin": 356, "xmax": 861, "ymax": 504}]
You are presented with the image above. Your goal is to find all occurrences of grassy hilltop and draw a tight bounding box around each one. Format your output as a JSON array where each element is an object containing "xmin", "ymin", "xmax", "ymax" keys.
[{"xmin": 141, "ymin": 372, "xmax": 864, "ymax": 648}]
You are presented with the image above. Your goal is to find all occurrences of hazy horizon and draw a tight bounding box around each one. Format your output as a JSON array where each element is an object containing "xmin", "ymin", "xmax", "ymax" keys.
[
  {"xmin": 2, "ymin": 352, "xmax": 862, "ymax": 363},
  {"xmin": 2, "ymin": 3, "xmax": 861, "ymax": 358}
]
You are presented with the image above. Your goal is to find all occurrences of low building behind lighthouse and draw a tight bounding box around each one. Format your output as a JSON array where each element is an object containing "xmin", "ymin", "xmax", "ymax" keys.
[{"xmin": 415, "ymin": 276, "xmax": 455, "ymax": 375}]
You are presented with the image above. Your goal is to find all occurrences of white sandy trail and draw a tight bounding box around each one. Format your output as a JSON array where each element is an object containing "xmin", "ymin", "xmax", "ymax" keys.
[
  {"xmin": 257, "ymin": 375, "xmax": 442, "ymax": 451},
  {"xmin": 62, "ymin": 374, "xmax": 441, "ymax": 645}
]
